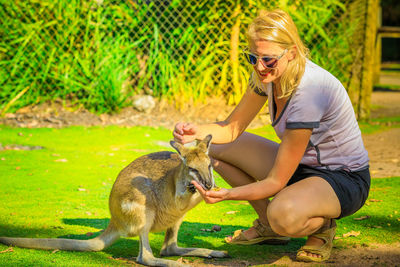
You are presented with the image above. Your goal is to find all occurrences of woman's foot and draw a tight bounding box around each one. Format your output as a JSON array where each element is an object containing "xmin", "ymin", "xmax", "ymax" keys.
[
  {"xmin": 224, "ymin": 224, "xmax": 260, "ymax": 242},
  {"xmin": 225, "ymin": 219, "xmax": 290, "ymax": 245},
  {"xmin": 296, "ymin": 219, "xmax": 336, "ymax": 262},
  {"xmin": 297, "ymin": 235, "xmax": 325, "ymax": 259}
]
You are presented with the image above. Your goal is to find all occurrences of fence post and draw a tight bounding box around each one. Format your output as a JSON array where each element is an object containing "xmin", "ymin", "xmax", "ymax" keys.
[
  {"xmin": 358, "ymin": 0, "xmax": 380, "ymax": 120},
  {"xmin": 373, "ymin": 6, "xmax": 382, "ymax": 85},
  {"xmin": 229, "ymin": 3, "xmax": 241, "ymax": 105}
]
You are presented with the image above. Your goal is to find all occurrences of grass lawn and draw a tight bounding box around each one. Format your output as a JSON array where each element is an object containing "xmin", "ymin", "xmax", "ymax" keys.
[{"xmin": 0, "ymin": 125, "xmax": 399, "ymax": 266}]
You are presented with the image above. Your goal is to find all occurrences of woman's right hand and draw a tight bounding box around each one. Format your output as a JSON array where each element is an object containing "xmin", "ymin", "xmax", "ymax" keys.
[{"xmin": 173, "ymin": 122, "xmax": 198, "ymax": 144}]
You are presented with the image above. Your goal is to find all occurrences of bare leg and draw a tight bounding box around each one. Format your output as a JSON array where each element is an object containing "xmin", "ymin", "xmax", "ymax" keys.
[
  {"xmin": 210, "ymin": 131, "xmax": 341, "ymax": 258},
  {"xmin": 267, "ymin": 177, "xmax": 341, "ymax": 259},
  {"xmin": 210, "ymin": 132, "xmax": 279, "ymax": 239}
]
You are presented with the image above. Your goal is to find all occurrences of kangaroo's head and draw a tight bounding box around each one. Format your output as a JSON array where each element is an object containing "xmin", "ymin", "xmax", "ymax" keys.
[{"xmin": 170, "ymin": 135, "xmax": 214, "ymax": 192}]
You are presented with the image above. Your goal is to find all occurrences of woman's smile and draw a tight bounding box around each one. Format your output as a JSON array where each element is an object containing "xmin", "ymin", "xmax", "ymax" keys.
[{"xmin": 258, "ymin": 70, "xmax": 272, "ymax": 77}]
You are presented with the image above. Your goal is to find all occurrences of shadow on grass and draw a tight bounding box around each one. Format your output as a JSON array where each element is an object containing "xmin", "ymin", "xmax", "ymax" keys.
[
  {"xmin": 344, "ymin": 214, "xmax": 400, "ymax": 230},
  {"xmin": 0, "ymin": 219, "xmax": 296, "ymax": 265},
  {"xmin": 63, "ymin": 218, "xmax": 110, "ymax": 230},
  {"xmin": 61, "ymin": 218, "xmax": 304, "ymax": 264},
  {"xmin": 2, "ymin": 214, "xmax": 397, "ymax": 265}
]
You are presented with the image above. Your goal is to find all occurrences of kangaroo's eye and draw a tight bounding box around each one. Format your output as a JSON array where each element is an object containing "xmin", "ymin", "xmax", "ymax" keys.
[
  {"xmin": 188, "ymin": 167, "xmax": 199, "ymax": 174},
  {"xmin": 188, "ymin": 167, "xmax": 201, "ymax": 181}
]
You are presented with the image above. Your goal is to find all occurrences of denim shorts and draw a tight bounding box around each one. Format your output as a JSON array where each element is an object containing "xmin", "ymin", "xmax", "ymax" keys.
[{"xmin": 287, "ymin": 164, "xmax": 371, "ymax": 219}]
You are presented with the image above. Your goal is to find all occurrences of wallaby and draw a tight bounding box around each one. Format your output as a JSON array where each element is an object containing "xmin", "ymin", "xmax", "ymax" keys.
[{"xmin": 0, "ymin": 134, "xmax": 228, "ymax": 266}]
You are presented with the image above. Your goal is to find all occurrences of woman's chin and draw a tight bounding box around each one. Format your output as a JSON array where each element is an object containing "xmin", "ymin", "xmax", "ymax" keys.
[{"xmin": 259, "ymin": 75, "xmax": 274, "ymax": 84}]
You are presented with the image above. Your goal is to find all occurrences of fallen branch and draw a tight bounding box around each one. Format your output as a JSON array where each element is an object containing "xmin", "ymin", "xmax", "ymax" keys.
[{"xmin": 0, "ymin": 247, "xmax": 14, "ymax": 254}]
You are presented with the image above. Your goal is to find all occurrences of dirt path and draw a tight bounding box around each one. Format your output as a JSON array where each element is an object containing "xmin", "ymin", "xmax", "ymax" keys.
[
  {"xmin": 379, "ymin": 72, "xmax": 400, "ymax": 87},
  {"xmin": 118, "ymin": 243, "xmax": 400, "ymax": 267},
  {"xmin": 363, "ymin": 127, "xmax": 400, "ymax": 178},
  {"xmin": 369, "ymin": 91, "xmax": 400, "ymax": 119},
  {"xmin": 222, "ymin": 243, "xmax": 400, "ymax": 267},
  {"xmin": 364, "ymin": 91, "xmax": 400, "ymax": 178}
]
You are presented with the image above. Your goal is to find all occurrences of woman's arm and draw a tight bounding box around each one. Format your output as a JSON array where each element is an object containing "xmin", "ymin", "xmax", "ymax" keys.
[
  {"xmin": 192, "ymin": 128, "xmax": 312, "ymax": 203},
  {"xmin": 173, "ymin": 89, "xmax": 267, "ymax": 144}
]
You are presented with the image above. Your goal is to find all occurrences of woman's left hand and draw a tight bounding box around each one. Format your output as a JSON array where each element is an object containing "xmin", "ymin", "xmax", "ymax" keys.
[{"xmin": 191, "ymin": 180, "xmax": 230, "ymax": 204}]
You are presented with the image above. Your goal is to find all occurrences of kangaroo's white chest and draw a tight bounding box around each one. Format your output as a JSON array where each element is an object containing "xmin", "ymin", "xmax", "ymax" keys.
[{"xmin": 150, "ymin": 193, "xmax": 202, "ymax": 231}]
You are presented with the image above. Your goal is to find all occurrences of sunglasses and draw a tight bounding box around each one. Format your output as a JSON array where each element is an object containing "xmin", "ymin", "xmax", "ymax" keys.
[{"xmin": 243, "ymin": 48, "xmax": 288, "ymax": 69}]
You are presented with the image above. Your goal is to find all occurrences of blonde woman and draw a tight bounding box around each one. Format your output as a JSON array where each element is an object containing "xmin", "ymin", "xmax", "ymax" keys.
[{"xmin": 173, "ymin": 9, "xmax": 370, "ymax": 263}]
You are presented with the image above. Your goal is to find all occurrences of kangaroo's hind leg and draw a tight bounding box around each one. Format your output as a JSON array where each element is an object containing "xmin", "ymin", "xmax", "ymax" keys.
[
  {"xmin": 137, "ymin": 230, "xmax": 191, "ymax": 267},
  {"xmin": 136, "ymin": 214, "xmax": 188, "ymax": 267},
  {"xmin": 160, "ymin": 218, "xmax": 228, "ymax": 259}
]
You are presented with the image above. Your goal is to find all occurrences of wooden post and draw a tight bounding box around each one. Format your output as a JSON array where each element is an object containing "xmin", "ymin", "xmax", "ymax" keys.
[
  {"xmin": 358, "ymin": 0, "xmax": 379, "ymax": 120},
  {"xmin": 373, "ymin": 6, "xmax": 382, "ymax": 85},
  {"xmin": 229, "ymin": 3, "xmax": 241, "ymax": 105}
]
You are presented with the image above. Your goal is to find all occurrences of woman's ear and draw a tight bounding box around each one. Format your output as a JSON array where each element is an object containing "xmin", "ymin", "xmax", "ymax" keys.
[{"xmin": 287, "ymin": 45, "xmax": 297, "ymax": 61}]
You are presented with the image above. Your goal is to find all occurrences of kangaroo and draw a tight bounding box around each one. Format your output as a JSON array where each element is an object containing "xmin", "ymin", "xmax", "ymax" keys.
[{"xmin": 0, "ymin": 134, "xmax": 228, "ymax": 266}]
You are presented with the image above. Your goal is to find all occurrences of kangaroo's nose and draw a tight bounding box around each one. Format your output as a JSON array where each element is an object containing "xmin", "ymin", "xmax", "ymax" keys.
[{"xmin": 205, "ymin": 182, "xmax": 213, "ymax": 190}]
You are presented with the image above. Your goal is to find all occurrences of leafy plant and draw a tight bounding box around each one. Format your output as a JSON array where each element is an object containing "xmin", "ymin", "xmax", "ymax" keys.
[{"xmin": 0, "ymin": 0, "xmax": 369, "ymax": 113}]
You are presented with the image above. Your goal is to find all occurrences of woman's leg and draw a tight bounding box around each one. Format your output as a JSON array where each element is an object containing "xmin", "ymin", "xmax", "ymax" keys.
[
  {"xmin": 267, "ymin": 177, "xmax": 341, "ymax": 259},
  {"xmin": 210, "ymin": 132, "xmax": 279, "ymax": 239}
]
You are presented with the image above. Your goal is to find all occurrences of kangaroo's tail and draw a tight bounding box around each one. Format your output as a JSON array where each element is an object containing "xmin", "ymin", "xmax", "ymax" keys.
[{"xmin": 0, "ymin": 221, "xmax": 120, "ymax": 252}]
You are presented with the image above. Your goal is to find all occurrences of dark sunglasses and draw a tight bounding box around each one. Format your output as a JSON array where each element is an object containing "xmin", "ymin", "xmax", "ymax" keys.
[{"xmin": 243, "ymin": 48, "xmax": 288, "ymax": 69}]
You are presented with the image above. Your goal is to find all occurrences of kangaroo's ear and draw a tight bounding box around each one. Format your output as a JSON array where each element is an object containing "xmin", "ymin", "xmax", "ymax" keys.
[
  {"xmin": 170, "ymin": 140, "xmax": 186, "ymax": 162},
  {"xmin": 198, "ymin": 134, "xmax": 212, "ymax": 153}
]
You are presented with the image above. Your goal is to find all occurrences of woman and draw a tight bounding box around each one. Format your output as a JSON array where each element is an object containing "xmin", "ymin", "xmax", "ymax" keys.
[{"xmin": 173, "ymin": 9, "xmax": 370, "ymax": 263}]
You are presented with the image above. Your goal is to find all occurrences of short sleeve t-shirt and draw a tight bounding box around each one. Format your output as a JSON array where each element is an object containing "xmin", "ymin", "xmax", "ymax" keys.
[{"xmin": 252, "ymin": 60, "xmax": 369, "ymax": 172}]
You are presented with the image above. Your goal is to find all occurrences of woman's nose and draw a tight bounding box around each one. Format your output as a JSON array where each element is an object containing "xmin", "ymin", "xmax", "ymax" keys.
[{"xmin": 255, "ymin": 59, "xmax": 266, "ymax": 72}]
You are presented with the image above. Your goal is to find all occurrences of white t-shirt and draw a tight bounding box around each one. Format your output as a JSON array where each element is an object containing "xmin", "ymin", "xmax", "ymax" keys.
[{"xmin": 251, "ymin": 60, "xmax": 369, "ymax": 171}]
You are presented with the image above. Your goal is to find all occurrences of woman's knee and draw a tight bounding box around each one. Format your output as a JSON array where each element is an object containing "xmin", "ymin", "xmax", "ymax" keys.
[
  {"xmin": 210, "ymin": 157, "xmax": 221, "ymax": 170},
  {"xmin": 210, "ymin": 138, "xmax": 278, "ymax": 181},
  {"xmin": 209, "ymin": 143, "xmax": 227, "ymax": 160},
  {"xmin": 267, "ymin": 197, "xmax": 303, "ymax": 236}
]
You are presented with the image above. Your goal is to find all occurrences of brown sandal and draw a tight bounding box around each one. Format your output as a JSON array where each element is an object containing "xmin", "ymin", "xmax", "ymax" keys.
[
  {"xmin": 296, "ymin": 219, "xmax": 336, "ymax": 262},
  {"xmin": 225, "ymin": 219, "xmax": 290, "ymax": 245}
]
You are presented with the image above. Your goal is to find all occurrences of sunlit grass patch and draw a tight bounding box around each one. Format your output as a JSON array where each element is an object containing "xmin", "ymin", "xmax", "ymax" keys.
[{"xmin": 0, "ymin": 125, "xmax": 399, "ymax": 265}]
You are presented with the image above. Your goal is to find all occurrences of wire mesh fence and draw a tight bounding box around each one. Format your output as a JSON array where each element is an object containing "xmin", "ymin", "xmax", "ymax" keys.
[{"xmin": 0, "ymin": 0, "xmax": 377, "ymax": 117}]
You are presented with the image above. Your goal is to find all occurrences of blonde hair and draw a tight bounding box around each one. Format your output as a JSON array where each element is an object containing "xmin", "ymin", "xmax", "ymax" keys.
[{"xmin": 248, "ymin": 9, "xmax": 309, "ymax": 98}]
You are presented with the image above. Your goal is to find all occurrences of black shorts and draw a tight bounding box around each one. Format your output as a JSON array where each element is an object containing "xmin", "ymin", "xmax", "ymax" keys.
[{"xmin": 287, "ymin": 164, "xmax": 371, "ymax": 219}]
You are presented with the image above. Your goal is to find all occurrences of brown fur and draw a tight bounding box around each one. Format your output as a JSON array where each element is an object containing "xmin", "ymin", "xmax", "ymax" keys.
[{"xmin": 0, "ymin": 135, "xmax": 228, "ymax": 266}]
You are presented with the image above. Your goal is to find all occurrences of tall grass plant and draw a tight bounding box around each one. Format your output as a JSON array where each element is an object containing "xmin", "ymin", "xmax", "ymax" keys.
[{"xmin": 0, "ymin": 0, "xmax": 365, "ymax": 114}]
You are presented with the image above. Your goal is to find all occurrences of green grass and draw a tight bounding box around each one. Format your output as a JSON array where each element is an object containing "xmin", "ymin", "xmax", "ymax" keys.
[
  {"xmin": 358, "ymin": 115, "xmax": 400, "ymax": 134},
  {"xmin": 374, "ymin": 84, "xmax": 400, "ymax": 91},
  {"xmin": 381, "ymin": 63, "xmax": 400, "ymax": 70},
  {"xmin": 0, "ymin": 125, "xmax": 399, "ymax": 266}
]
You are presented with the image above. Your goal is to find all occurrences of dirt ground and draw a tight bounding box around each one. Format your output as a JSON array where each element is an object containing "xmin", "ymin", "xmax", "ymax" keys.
[
  {"xmin": 364, "ymin": 91, "xmax": 400, "ymax": 178},
  {"xmin": 191, "ymin": 243, "xmax": 400, "ymax": 267},
  {"xmin": 110, "ymin": 242, "xmax": 400, "ymax": 267},
  {"xmin": 1, "ymin": 91, "xmax": 399, "ymax": 266}
]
